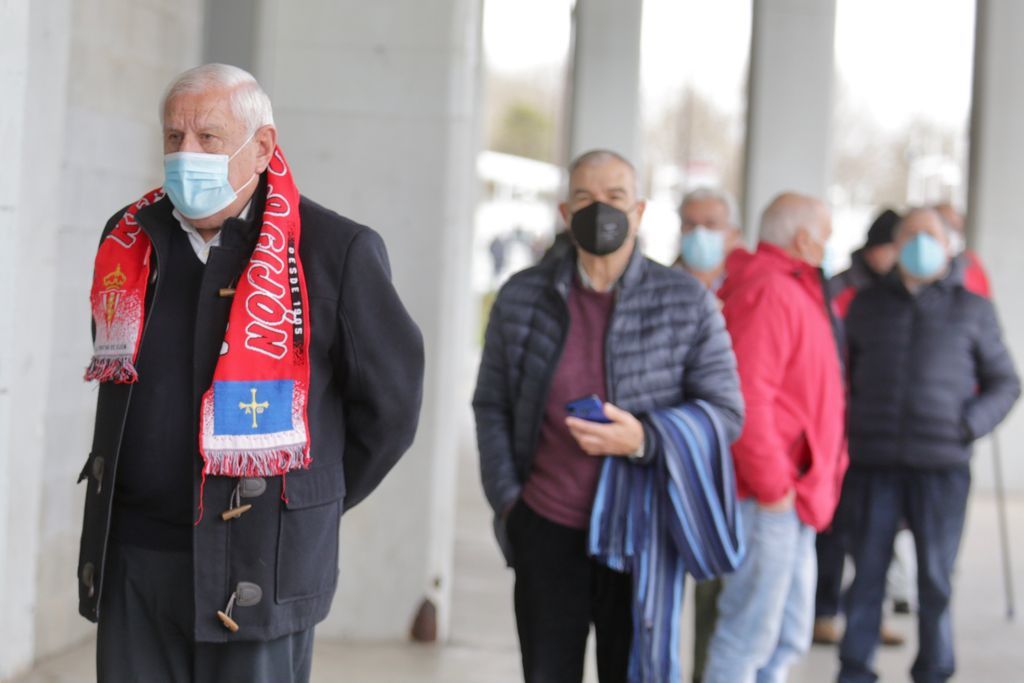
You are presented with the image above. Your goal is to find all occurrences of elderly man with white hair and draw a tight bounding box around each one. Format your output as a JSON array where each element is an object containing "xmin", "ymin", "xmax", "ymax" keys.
[
  {"xmin": 702, "ymin": 192, "xmax": 848, "ymax": 683},
  {"xmin": 77, "ymin": 63, "xmax": 424, "ymax": 682}
]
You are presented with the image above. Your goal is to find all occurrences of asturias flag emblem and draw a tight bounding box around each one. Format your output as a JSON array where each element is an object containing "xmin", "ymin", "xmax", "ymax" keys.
[{"xmin": 213, "ymin": 380, "xmax": 295, "ymax": 435}]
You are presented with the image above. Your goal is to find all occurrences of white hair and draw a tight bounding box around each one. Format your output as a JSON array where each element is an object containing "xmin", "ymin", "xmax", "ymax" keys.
[
  {"xmin": 160, "ymin": 63, "xmax": 274, "ymax": 135},
  {"xmin": 680, "ymin": 186, "xmax": 739, "ymax": 225},
  {"xmin": 758, "ymin": 193, "xmax": 827, "ymax": 247}
]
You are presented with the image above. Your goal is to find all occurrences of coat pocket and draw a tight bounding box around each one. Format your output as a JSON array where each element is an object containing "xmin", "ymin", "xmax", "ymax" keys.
[{"xmin": 275, "ymin": 463, "xmax": 346, "ymax": 604}]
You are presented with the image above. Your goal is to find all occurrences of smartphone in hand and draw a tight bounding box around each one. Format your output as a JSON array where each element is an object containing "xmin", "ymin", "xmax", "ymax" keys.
[{"xmin": 565, "ymin": 394, "xmax": 611, "ymax": 423}]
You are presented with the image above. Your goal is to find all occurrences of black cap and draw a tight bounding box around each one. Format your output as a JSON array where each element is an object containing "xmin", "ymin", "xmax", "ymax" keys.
[{"xmin": 864, "ymin": 209, "xmax": 900, "ymax": 248}]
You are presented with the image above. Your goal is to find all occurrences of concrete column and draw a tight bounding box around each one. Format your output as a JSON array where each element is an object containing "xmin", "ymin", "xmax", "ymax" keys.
[
  {"xmin": 204, "ymin": 0, "xmax": 260, "ymax": 73},
  {"xmin": 967, "ymin": 0, "xmax": 1024, "ymax": 493},
  {"xmin": 255, "ymin": 0, "xmax": 482, "ymax": 640},
  {"xmin": 11, "ymin": 0, "xmax": 74, "ymax": 666},
  {"xmin": 0, "ymin": 0, "xmax": 34, "ymax": 677},
  {"xmin": 568, "ymin": 0, "xmax": 644, "ymax": 165},
  {"xmin": 742, "ymin": 0, "xmax": 836, "ymax": 234}
]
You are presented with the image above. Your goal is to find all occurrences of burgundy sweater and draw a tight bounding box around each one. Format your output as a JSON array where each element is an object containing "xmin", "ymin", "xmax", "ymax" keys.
[{"xmin": 521, "ymin": 276, "xmax": 614, "ymax": 529}]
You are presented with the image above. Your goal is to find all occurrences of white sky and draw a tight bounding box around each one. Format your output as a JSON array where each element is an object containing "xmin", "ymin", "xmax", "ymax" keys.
[
  {"xmin": 483, "ymin": 0, "xmax": 976, "ymax": 131},
  {"xmin": 482, "ymin": 0, "xmax": 574, "ymax": 73},
  {"xmin": 639, "ymin": 0, "xmax": 752, "ymax": 117},
  {"xmin": 834, "ymin": 0, "xmax": 975, "ymax": 131}
]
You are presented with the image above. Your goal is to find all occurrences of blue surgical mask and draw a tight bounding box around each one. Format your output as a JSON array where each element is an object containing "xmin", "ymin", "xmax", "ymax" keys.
[
  {"xmin": 163, "ymin": 132, "xmax": 256, "ymax": 220},
  {"xmin": 899, "ymin": 233, "xmax": 948, "ymax": 279},
  {"xmin": 680, "ymin": 226, "xmax": 726, "ymax": 272}
]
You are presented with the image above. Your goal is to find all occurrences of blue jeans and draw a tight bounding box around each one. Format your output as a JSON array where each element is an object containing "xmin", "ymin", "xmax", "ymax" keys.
[
  {"xmin": 838, "ymin": 465, "xmax": 970, "ymax": 683},
  {"xmin": 703, "ymin": 499, "xmax": 817, "ymax": 683}
]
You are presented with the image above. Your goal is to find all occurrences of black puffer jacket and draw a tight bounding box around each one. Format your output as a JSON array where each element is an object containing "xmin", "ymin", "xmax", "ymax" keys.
[
  {"xmin": 828, "ymin": 248, "xmax": 880, "ymax": 299},
  {"xmin": 845, "ymin": 263, "xmax": 1020, "ymax": 469},
  {"xmin": 473, "ymin": 246, "xmax": 744, "ymax": 562}
]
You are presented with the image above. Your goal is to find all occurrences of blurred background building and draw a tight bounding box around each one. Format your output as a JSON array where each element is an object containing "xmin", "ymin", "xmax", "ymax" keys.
[{"xmin": 1, "ymin": 0, "xmax": 1021, "ymax": 679}]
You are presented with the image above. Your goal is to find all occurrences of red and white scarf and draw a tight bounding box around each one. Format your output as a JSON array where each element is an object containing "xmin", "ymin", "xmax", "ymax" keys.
[{"xmin": 86, "ymin": 147, "xmax": 311, "ymax": 480}]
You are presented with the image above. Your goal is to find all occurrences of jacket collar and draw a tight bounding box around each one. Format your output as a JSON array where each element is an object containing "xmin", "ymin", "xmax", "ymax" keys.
[
  {"xmin": 847, "ymin": 248, "xmax": 882, "ymax": 285},
  {"xmin": 218, "ymin": 174, "xmax": 268, "ymax": 251},
  {"xmin": 754, "ymin": 241, "xmax": 821, "ymax": 279},
  {"xmin": 550, "ymin": 239, "xmax": 645, "ymax": 298},
  {"xmin": 720, "ymin": 240, "xmax": 828, "ymax": 308},
  {"xmin": 134, "ymin": 194, "xmax": 177, "ymax": 256}
]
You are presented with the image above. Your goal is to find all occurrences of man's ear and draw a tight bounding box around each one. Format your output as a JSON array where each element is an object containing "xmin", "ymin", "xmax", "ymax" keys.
[
  {"xmin": 558, "ymin": 202, "xmax": 570, "ymax": 226},
  {"xmin": 793, "ymin": 225, "xmax": 810, "ymax": 252},
  {"xmin": 790, "ymin": 225, "xmax": 817, "ymax": 262},
  {"xmin": 726, "ymin": 226, "xmax": 742, "ymax": 250},
  {"xmin": 253, "ymin": 125, "xmax": 278, "ymax": 173},
  {"xmin": 633, "ymin": 199, "xmax": 647, "ymax": 222}
]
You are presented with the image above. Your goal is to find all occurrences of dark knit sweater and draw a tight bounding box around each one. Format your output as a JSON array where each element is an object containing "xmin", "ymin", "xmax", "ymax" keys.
[{"xmin": 111, "ymin": 226, "xmax": 204, "ymax": 551}]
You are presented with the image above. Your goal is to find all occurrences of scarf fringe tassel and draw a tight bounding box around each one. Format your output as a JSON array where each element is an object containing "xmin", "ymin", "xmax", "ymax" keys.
[
  {"xmin": 203, "ymin": 446, "xmax": 310, "ymax": 478},
  {"xmin": 84, "ymin": 356, "xmax": 139, "ymax": 384}
]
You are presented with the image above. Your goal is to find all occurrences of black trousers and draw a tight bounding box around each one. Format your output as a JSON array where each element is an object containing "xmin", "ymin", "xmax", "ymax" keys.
[
  {"xmin": 507, "ymin": 500, "xmax": 633, "ymax": 683},
  {"xmin": 97, "ymin": 541, "xmax": 314, "ymax": 683},
  {"xmin": 815, "ymin": 522, "xmax": 848, "ymax": 618},
  {"xmin": 838, "ymin": 465, "xmax": 970, "ymax": 683}
]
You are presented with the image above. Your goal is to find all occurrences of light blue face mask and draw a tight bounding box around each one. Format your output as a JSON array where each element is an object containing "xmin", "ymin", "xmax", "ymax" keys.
[
  {"xmin": 680, "ymin": 226, "xmax": 726, "ymax": 272},
  {"xmin": 163, "ymin": 132, "xmax": 256, "ymax": 220},
  {"xmin": 899, "ymin": 232, "xmax": 948, "ymax": 279}
]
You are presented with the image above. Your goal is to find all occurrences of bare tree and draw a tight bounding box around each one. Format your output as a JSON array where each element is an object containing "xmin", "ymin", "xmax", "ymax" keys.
[{"xmin": 645, "ymin": 86, "xmax": 745, "ymax": 199}]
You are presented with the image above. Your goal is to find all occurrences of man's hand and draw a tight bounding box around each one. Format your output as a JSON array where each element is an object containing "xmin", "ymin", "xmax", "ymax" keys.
[
  {"xmin": 565, "ymin": 402, "xmax": 644, "ymax": 457},
  {"xmin": 760, "ymin": 488, "xmax": 796, "ymax": 512}
]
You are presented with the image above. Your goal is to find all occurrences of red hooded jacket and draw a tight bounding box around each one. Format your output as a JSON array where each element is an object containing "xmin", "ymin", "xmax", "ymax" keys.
[{"xmin": 720, "ymin": 243, "xmax": 848, "ymax": 530}]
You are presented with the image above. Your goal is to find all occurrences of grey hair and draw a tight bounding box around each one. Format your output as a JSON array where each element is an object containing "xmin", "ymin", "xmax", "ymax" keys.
[
  {"xmin": 680, "ymin": 186, "xmax": 739, "ymax": 225},
  {"xmin": 758, "ymin": 193, "xmax": 827, "ymax": 247},
  {"xmin": 928, "ymin": 203, "xmax": 961, "ymax": 235},
  {"xmin": 897, "ymin": 207, "xmax": 954, "ymax": 239},
  {"xmin": 567, "ymin": 149, "xmax": 642, "ymax": 198},
  {"xmin": 160, "ymin": 63, "xmax": 274, "ymax": 135}
]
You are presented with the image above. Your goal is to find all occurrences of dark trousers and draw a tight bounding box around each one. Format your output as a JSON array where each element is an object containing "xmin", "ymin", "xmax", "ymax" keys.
[
  {"xmin": 97, "ymin": 542, "xmax": 314, "ymax": 683},
  {"xmin": 692, "ymin": 578, "xmax": 722, "ymax": 683},
  {"xmin": 507, "ymin": 500, "xmax": 632, "ymax": 683},
  {"xmin": 815, "ymin": 520, "xmax": 847, "ymax": 618},
  {"xmin": 838, "ymin": 465, "xmax": 970, "ymax": 683}
]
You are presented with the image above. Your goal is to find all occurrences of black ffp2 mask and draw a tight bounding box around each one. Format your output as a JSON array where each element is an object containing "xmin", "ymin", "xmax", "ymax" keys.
[{"xmin": 570, "ymin": 201, "xmax": 631, "ymax": 256}]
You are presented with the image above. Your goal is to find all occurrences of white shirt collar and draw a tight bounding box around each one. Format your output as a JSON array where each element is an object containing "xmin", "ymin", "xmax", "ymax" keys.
[{"xmin": 172, "ymin": 200, "xmax": 253, "ymax": 264}]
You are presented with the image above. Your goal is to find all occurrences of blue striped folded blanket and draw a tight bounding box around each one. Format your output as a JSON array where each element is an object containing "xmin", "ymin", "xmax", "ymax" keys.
[{"xmin": 588, "ymin": 400, "xmax": 745, "ymax": 683}]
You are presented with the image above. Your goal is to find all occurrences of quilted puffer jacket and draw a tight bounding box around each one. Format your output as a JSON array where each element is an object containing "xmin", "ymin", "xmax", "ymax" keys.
[
  {"xmin": 845, "ymin": 263, "xmax": 1019, "ymax": 469},
  {"xmin": 473, "ymin": 245, "xmax": 744, "ymax": 562}
]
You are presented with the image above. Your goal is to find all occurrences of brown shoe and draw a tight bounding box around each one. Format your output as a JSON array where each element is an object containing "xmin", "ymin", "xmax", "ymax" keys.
[
  {"xmin": 813, "ymin": 617, "xmax": 842, "ymax": 645},
  {"xmin": 880, "ymin": 623, "xmax": 905, "ymax": 647}
]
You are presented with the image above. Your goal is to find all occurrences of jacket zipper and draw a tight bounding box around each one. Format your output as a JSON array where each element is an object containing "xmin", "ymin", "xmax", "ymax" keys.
[
  {"xmin": 896, "ymin": 294, "xmax": 917, "ymax": 459},
  {"xmin": 603, "ymin": 288, "xmax": 620, "ymax": 405}
]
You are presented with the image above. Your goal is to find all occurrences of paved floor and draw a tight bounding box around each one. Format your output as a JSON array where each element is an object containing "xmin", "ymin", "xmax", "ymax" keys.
[{"xmin": 13, "ymin": 440, "xmax": 1024, "ymax": 683}]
